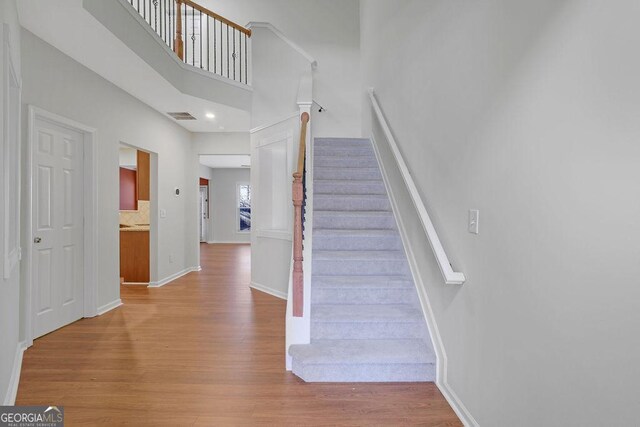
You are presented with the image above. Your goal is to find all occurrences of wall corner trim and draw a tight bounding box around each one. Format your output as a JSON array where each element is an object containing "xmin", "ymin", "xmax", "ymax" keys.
[
  {"xmin": 96, "ymin": 299, "xmax": 123, "ymax": 316},
  {"xmin": 250, "ymin": 281, "xmax": 287, "ymax": 300},
  {"xmin": 3, "ymin": 341, "xmax": 27, "ymax": 405},
  {"xmin": 148, "ymin": 266, "xmax": 200, "ymax": 288},
  {"xmin": 246, "ymin": 22, "xmax": 318, "ymax": 69}
]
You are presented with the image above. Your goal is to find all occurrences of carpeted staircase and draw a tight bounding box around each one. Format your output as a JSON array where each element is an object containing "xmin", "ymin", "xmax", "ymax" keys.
[{"xmin": 288, "ymin": 138, "xmax": 436, "ymax": 382}]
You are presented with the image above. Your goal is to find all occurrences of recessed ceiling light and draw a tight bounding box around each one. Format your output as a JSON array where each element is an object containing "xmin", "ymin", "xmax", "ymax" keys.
[
  {"xmin": 205, "ymin": 113, "xmax": 215, "ymax": 119},
  {"xmin": 219, "ymin": 126, "xmax": 225, "ymax": 130}
]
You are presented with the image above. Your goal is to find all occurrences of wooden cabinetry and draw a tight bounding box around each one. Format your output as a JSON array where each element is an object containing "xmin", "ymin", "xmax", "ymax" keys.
[
  {"xmin": 137, "ymin": 150, "xmax": 150, "ymax": 201},
  {"xmin": 120, "ymin": 230, "xmax": 150, "ymax": 283}
]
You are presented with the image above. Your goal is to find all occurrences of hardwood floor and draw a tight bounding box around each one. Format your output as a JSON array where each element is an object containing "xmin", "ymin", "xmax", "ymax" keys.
[{"xmin": 17, "ymin": 243, "xmax": 461, "ymax": 426}]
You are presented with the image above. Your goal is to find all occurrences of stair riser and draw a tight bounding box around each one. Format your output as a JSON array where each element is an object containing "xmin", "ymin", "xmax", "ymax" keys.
[
  {"xmin": 315, "ymin": 156, "xmax": 379, "ymax": 168},
  {"xmin": 292, "ymin": 361, "xmax": 436, "ymax": 382},
  {"xmin": 313, "ymin": 214, "xmax": 396, "ymax": 230},
  {"xmin": 314, "ymin": 167, "xmax": 382, "ymax": 180},
  {"xmin": 311, "ymin": 288, "xmax": 415, "ymax": 305},
  {"xmin": 313, "ymin": 235, "xmax": 402, "ymax": 251},
  {"xmin": 311, "ymin": 322, "xmax": 424, "ymax": 340},
  {"xmin": 315, "ymin": 139, "xmax": 371, "ymax": 147},
  {"xmin": 313, "ymin": 259, "xmax": 410, "ymax": 276},
  {"xmin": 314, "ymin": 146, "xmax": 374, "ymax": 157},
  {"xmin": 314, "ymin": 197, "xmax": 391, "ymax": 211},
  {"xmin": 315, "ymin": 181, "xmax": 386, "ymax": 195}
]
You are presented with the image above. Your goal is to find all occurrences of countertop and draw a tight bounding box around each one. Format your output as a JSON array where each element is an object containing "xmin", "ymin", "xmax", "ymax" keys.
[{"xmin": 120, "ymin": 224, "xmax": 150, "ymax": 232}]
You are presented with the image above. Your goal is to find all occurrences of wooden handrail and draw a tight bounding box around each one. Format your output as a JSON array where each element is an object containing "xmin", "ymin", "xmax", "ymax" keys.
[
  {"xmin": 292, "ymin": 112, "xmax": 310, "ymax": 317},
  {"xmin": 181, "ymin": 0, "xmax": 252, "ymax": 36},
  {"xmin": 296, "ymin": 113, "xmax": 310, "ymax": 175}
]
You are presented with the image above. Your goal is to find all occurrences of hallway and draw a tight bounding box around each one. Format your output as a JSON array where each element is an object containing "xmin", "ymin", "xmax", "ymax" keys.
[{"xmin": 16, "ymin": 244, "xmax": 460, "ymax": 425}]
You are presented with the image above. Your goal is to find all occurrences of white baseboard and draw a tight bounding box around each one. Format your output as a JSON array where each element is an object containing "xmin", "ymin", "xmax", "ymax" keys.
[
  {"xmin": 250, "ymin": 281, "xmax": 287, "ymax": 300},
  {"xmin": 206, "ymin": 241, "xmax": 251, "ymax": 245},
  {"xmin": 3, "ymin": 341, "xmax": 27, "ymax": 405},
  {"xmin": 437, "ymin": 380, "xmax": 479, "ymax": 427},
  {"xmin": 97, "ymin": 299, "xmax": 123, "ymax": 315},
  {"xmin": 121, "ymin": 282, "xmax": 149, "ymax": 286},
  {"xmin": 148, "ymin": 266, "xmax": 200, "ymax": 288}
]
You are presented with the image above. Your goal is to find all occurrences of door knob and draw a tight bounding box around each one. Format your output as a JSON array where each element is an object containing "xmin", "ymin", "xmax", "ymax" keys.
[{"xmin": 34, "ymin": 237, "xmax": 42, "ymax": 243}]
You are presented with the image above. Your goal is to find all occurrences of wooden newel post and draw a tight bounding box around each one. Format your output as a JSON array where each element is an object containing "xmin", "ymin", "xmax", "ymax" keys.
[
  {"xmin": 292, "ymin": 112, "xmax": 310, "ymax": 318},
  {"xmin": 292, "ymin": 172, "xmax": 304, "ymax": 317},
  {"xmin": 174, "ymin": 0, "xmax": 184, "ymax": 60}
]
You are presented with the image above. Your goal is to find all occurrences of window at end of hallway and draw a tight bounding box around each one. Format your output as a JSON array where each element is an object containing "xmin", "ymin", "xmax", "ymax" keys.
[{"xmin": 238, "ymin": 184, "xmax": 251, "ymax": 232}]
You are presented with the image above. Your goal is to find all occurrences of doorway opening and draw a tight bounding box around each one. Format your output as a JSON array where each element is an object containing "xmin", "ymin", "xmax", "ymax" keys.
[
  {"xmin": 198, "ymin": 154, "xmax": 251, "ymax": 263},
  {"xmin": 118, "ymin": 144, "xmax": 155, "ymax": 286}
]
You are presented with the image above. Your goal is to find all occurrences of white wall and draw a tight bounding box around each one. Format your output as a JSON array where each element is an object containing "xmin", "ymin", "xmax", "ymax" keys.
[
  {"xmin": 0, "ymin": 0, "xmax": 21, "ymax": 405},
  {"xmin": 199, "ymin": 0, "xmax": 361, "ymax": 137},
  {"xmin": 361, "ymin": 1, "xmax": 640, "ymax": 426},
  {"xmin": 199, "ymin": 164, "xmax": 214, "ymax": 181},
  {"xmin": 21, "ymin": 29, "xmax": 199, "ymax": 309},
  {"xmin": 250, "ymin": 26, "xmax": 311, "ymax": 129},
  {"xmin": 206, "ymin": 168, "xmax": 251, "ymax": 243}
]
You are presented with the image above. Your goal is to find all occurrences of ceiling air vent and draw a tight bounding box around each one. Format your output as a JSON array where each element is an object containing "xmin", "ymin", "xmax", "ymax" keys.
[{"xmin": 167, "ymin": 112, "xmax": 196, "ymax": 120}]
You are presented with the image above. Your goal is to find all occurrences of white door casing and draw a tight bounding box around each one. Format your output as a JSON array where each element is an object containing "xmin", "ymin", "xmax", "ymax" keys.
[{"xmin": 32, "ymin": 117, "xmax": 85, "ymax": 338}]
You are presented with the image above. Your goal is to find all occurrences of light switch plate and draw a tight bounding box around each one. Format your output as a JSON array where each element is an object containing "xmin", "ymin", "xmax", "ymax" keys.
[{"xmin": 468, "ymin": 209, "xmax": 479, "ymax": 234}]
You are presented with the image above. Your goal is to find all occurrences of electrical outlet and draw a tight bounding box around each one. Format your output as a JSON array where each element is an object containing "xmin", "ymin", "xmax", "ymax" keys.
[
  {"xmin": 468, "ymin": 209, "xmax": 479, "ymax": 234},
  {"xmin": 169, "ymin": 254, "xmax": 174, "ymax": 263},
  {"xmin": 160, "ymin": 209, "xmax": 167, "ymax": 218}
]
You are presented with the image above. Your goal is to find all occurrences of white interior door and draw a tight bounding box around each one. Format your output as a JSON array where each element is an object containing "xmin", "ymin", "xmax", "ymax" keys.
[
  {"xmin": 200, "ymin": 185, "xmax": 208, "ymax": 242},
  {"xmin": 32, "ymin": 117, "xmax": 84, "ymax": 339}
]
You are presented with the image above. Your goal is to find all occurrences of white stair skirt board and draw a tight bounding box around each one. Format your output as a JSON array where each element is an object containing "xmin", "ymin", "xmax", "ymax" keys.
[
  {"xmin": 288, "ymin": 138, "xmax": 437, "ymax": 383},
  {"xmin": 96, "ymin": 299, "xmax": 123, "ymax": 316},
  {"xmin": 250, "ymin": 281, "xmax": 287, "ymax": 300},
  {"xmin": 148, "ymin": 266, "xmax": 201, "ymax": 288},
  {"xmin": 206, "ymin": 241, "xmax": 252, "ymax": 244},
  {"xmin": 3, "ymin": 341, "xmax": 27, "ymax": 405},
  {"xmin": 371, "ymin": 135, "xmax": 479, "ymax": 426}
]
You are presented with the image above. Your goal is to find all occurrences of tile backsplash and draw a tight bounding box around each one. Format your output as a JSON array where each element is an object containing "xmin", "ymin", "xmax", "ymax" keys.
[{"xmin": 120, "ymin": 200, "xmax": 150, "ymax": 225}]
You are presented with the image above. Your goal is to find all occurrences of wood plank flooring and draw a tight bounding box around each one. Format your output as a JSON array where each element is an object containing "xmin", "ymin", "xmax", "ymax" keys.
[{"xmin": 17, "ymin": 243, "xmax": 461, "ymax": 426}]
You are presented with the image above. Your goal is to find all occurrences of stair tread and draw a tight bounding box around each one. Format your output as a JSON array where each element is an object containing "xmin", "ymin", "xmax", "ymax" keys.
[
  {"xmin": 313, "ymin": 304, "xmax": 423, "ymax": 322},
  {"xmin": 315, "ymin": 138, "xmax": 371, "ymax": 143},
  {"xmin": 289, "ymin": 339, "xmax": 435, "ymax": 365},
  {"xmin": 313, "ymin": 229, "xmax": 398, "ymax": 236},
  {"xmin": 314, "ymin": 179, "xmax": 382, "ymax": 184},
  {"xmin": 314, "ymin": 250, "xmax": 406, "ymax": 260},
  {"xmin": 312, "ymin": 275, "xmax": 413, "ymax": 289},
  {"xmin": 314, "ymin": 210, "xmax": 392, "ymax": 216},
  {"xmin": 314, "ymin": 194, "xmax": 388, "ymax": 199}
]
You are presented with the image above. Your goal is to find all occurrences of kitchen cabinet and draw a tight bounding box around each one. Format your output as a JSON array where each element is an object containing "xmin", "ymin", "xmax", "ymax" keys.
[{"xmin": 120, "ymin": 228, "xmax": 150, "ymax": 283}]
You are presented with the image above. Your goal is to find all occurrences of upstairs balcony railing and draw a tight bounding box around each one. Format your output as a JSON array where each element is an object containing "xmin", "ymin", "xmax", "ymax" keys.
[{"xmin": 126, "ymin": 0, "xmax": 251, "ymax": 84}]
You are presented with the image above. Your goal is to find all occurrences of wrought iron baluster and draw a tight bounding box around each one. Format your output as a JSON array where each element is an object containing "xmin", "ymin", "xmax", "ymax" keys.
[
  {"xmin": 226, "ymin": 24, "xmax": 229, "ymax": 78},
  {"xmin": 199, "ymin": 11, "xmax": 203, "ymax": 68},
  {"xmin": 153, "ymin": 0, "xmax": 158, "ymax": 32},
  {"xmin": 183, "ymin": 3, "xmax": 187, "ymax": 63},
  {"xmin": 213, "ymin": 19, "xmax": 217, "ymax": 74},
  {"xmin": 245, "ymin": 34, "xmax": 248, "ymax": 84},
  {"xmin": 191, "ymin": 7, "xmax": 196, "ymax": 66}
]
